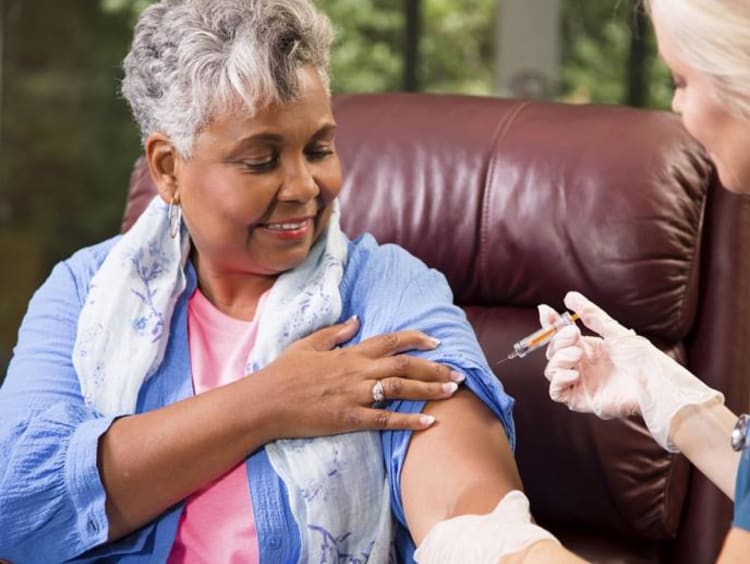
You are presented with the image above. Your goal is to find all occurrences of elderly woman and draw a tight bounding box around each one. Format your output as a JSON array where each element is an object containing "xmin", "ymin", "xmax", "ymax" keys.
[{"xmin": 0, "ymin": 1, "xmax": 528, "ymax": 562}]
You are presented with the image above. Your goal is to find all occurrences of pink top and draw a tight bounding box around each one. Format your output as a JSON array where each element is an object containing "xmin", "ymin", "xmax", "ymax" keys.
[{"xmin": 167, "ymin": 289, "xmax": 267, "ymax": 564}]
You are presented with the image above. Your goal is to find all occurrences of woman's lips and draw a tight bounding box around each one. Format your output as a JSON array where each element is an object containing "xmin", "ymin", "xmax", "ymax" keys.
[{"xmin": 258, "ymin": 217, "xmax": 313, "ymax": 240}]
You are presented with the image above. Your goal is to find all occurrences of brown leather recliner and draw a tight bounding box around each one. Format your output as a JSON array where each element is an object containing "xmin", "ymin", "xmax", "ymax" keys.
[{"xmin": 123, "ymin": 93, "xmax": 750, "ymax": 563}]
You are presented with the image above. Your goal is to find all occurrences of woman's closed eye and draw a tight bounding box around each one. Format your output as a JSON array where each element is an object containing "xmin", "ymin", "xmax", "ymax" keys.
[
  {"xmin": 305, "ymin": 144, "xmax": 334, "ymax": 162},
  {"xmin": 236, "ymin": 143, "xmax": 334, "ymax": 173},
  {"xmin": 241, "ymin": 153, "xmax": 278, "ymax": 173}
]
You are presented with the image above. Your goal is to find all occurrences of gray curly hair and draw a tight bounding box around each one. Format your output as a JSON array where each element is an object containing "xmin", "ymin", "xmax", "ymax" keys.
[{"xmin": 121, "ymin": 0, "xmax": 333, "ymax": 157}]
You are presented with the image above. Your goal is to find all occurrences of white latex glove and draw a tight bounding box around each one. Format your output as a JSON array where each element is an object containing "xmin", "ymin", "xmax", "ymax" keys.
[
  {"xmin": 414, "ymin": 490, "xmax": 559, "ymax": 564},
  {"xmin": 538, "ymin": 291, "xmax": 723, "ymax": 452}
]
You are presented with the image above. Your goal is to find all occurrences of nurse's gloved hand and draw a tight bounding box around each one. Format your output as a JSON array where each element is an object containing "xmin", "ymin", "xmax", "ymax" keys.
[
  {"xmin": 414, "ymin": 490, "xmax": 559, "ymax": 563},
  {"xmin": 538, "ymin": 291, "xmax": 723, "ymax": 452}
]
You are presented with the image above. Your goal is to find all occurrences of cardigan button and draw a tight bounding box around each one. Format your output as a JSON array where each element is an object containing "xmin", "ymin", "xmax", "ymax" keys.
[{"xmin": 268, "ymin": 535, "xmax": 282, "ymax": 550}]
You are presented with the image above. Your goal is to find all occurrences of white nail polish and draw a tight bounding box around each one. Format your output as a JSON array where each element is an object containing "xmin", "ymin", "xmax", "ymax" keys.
[
  {"xmin": 442, "ymin": 382, "xmax": 458, "ymax": 394},
  {"xmin": 420, "ymin": 414, "xmax": 436, "ymax": 426}
]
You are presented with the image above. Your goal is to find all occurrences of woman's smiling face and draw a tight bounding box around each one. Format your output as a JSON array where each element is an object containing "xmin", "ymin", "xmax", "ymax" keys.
[{"xmin": 173, "ymin": 65, "xmax": 342, "ymax": 279}]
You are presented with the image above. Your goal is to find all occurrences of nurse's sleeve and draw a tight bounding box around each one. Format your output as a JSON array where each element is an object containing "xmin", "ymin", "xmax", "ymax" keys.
[{"xmin": 734, "ymin": 448, "xmax": 750, "ymax": 531}]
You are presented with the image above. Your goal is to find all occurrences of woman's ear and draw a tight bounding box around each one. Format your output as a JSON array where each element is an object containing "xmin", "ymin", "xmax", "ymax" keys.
[{"xmin": 145, "ymin": 133, "xmax": 180, "ymax": 204}]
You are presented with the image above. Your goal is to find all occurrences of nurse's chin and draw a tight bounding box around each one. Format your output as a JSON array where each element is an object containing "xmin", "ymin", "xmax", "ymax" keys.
[{"xmin": 714, "ymin": 161, "xmax": 750, "ymax": 195}]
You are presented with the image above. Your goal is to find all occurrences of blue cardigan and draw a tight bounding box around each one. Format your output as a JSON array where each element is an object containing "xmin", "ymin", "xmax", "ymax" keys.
[{"xmin": 0, "ymin": 233, "xmax": 515, "ymax": 563}]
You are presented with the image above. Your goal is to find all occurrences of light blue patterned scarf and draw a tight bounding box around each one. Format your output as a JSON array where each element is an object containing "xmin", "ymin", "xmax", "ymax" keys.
[{"xmin": 73, "ymin": 195, "xmax": 393, "ymax": 562}]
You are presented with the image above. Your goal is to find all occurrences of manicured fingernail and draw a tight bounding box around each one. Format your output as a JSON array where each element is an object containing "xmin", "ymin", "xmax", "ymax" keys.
[
  {"xmin": 450, "ymin": 370, "xmax": 465, "ymax": 383},
  {"xmin": 429, "ymin": 337, "xmax": 441, "ymax": 348},
  {"xmin": 420, "ymin": 415, "xmax": 436, "ymax": 426},
  {"xmin": 348, "ymin": 314, "xmax": 359, "ymax": 323},
  {"xmin": 442, "ymin": 382, "xmax": 458, "ymax": 394}
]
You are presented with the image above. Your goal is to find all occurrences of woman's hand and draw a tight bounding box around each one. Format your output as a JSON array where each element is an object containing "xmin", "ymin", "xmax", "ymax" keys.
[
  {"xmin": 539, "ymin": 291, "xmax": 722, "ymax": 451},
  {"xmin": 258, "ymin": 316, "xmax": 465, "ymax": 438}
]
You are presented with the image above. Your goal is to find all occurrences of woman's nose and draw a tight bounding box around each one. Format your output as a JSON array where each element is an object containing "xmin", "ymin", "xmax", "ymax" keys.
[{"xmin": 279, "ymin": 161, "xmax": 319, "ymax": 202}]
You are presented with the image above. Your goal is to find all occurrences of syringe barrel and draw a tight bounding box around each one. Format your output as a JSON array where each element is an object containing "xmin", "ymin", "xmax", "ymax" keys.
[{"xmin": 511, "ymin": 311, "xmax": 577, "ymax": 358}]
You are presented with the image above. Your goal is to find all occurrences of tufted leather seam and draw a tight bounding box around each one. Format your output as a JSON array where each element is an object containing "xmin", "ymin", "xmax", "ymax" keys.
[
  {"xmin": 670, "ymin": 146, "xmax": 712, "ymax": 343},
  {"xmin": 479, "ymin": 100, "xmax": 531, "ymax": 300},
  {"xmin": 680, "ymin": 182, "xmax": 708, "ymax": 338}
]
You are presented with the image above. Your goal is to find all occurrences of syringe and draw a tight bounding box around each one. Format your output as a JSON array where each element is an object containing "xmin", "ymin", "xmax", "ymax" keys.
[{"xmin": 497, "ymin": 311, "xmax": 580, "ymax": 365}]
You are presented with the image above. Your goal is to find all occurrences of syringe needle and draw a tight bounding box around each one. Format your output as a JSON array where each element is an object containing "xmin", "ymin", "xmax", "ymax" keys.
[{"xmin": 495, "ymin": 352, "xmax": 518, "ymax": 366}]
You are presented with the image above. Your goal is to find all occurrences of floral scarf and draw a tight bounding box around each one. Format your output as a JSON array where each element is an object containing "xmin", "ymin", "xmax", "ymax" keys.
[{"xmin": 73, "ymin": 195, "xmax": 393, "ymax": 562}]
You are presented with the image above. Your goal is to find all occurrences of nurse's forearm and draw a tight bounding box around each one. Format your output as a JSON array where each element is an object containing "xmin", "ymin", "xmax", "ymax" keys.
[
  {"xmin": 669, "ymin": 402, "xmax": 741, "ymax": 499},
  {"xmin": 504, "ymin": 540, "xmax": 588, "ymax": 564},
  {"xmin": 99, "ymin": 374, "xmax": 278, "ymax": 542},
  {"xmin": 717, "ymin": 528, "xmax": 750, "ymax": 563}
]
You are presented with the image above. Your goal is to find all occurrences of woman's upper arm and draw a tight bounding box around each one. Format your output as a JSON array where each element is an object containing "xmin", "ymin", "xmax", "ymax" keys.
[
  {"xmin": 3, "ymin": 260, "xmax": 85, "ymax": 408},
  {"xmin": 0, "ymin": 259, "xmax": 124, "ymax": 560},
  {"xmin": 400, "ymin": 387, "xmax": 523, "ymax": 544},
  {"xmin": 357, "ymin": 244, "xmax": 519, "ymax": 539}
]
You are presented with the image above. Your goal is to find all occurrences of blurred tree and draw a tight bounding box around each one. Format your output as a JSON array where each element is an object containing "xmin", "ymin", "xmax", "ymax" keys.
[
  {"xmin": 0, "ymin": 1, "xmax": 140, "ymax": 377},
  {"xmin": 560, "ymin": 0, "xmax": 671, "ymax": 108},
  {"xmin": 625, "ymin": 1, "xmax": 650, "ymax": 107},
  {"xmin": 420, "ymin": 0, "xmax": 495, "ymax": 95},
  {"xmin": 403, "ymin": 0, "xmax": 421, "ymax": 92},
  {"xmin": 322, "ymin": 0, "xmax": 496, "ymax": 95},
  {"xmin": 2, "ymin": 1, "xmax": 139, "ymax": 261},
  {"xmin": 100, "ymin": 0, "xmax": 153, "ymax": 16},
  {"xmin": 320, "ymin": 0, "xmax": 404, "ymax": 93}
]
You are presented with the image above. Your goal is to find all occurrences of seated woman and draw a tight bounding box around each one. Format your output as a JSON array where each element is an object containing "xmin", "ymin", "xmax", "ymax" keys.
[{"xmin": 0, "ymin": 1, "xmax": 547, "ymax": 562}]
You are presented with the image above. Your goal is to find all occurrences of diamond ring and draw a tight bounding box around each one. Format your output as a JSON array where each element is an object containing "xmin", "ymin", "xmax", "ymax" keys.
[{"xmin": 371, "ymin": 380, "xmax": 385, "ymax": 403}]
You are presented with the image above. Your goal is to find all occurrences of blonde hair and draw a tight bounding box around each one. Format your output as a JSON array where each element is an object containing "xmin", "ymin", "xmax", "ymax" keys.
[{"xmin": 645, "ymin": 0, "xmax": 750, "ymax": 118}]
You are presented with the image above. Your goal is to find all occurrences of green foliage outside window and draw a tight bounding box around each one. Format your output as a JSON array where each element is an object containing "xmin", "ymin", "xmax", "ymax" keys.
[
  {"xmin": 561, "ymin": 0, "xmax": 670, "ymax": 108},
  {"xmin": 322, "ymin": 0, "xmax": 404, "ymax": 93}
]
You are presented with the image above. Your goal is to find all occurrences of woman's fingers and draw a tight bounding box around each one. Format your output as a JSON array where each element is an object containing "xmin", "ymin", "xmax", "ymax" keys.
[
  {"xmin": 355, "ymin": 330, "xmax": 441, "ymax": 358},
  {"xmin": 373, "ymin": 353, "xmax": 464, "ymax": 384},
  {"xmin": 302, "ymin": 315, "xmax": 361, "ymax": 351},
  {"xmin": 277, "ymin": 326, "xmax": 469, "ymax": 434},
  {"xmin": 361, "ymin": 354, "xmax": 465, "ymax": 405},
  {"xmin": 353, "ymin": 407, "xmax": 437, "ymax": 431},
  {"xmin": 296, "ymin": 323, "xmax": 441, "ymax": 371},
  {"xmin": 365, "ymin": 377, "xmax": 460, "ymax": 404},
  {"xmin": 347, "ymin": 330, "xmax": 462, "ymax": 385}
]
